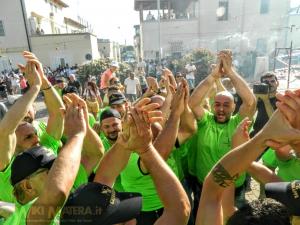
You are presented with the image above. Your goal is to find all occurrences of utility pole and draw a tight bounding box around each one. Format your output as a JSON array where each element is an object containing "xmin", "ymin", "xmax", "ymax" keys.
[
  {"xmin": 20, "ymin": 0, "xmax": 32, "ymax": 51},
  {"xmin": 287, "ymin": 41, "xmax": 293, "ymax": 89},
  {"xmin": 157, "ymin": 0, "xmax": 161, "ymax": 63}
]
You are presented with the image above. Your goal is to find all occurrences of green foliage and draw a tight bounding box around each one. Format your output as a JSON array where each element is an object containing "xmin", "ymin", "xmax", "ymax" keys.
[
  {"xmin": 77, "ymin": 58, "xmax": 131, "ymax": 83},
  {"xmin": 179, "ymin": 48, "xmax": 216, "ymax": 84}
]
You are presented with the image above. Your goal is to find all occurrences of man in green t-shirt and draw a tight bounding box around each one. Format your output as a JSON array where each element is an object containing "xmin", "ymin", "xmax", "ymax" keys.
[
  {"xmin": 188, "ymin": 50, "xmax": 256, "ymax": 218},
  {"xmin": 94, "ymin": 81, "xmax": 196, "ymax": 225},
  {"xmin": 92, "ymin": 100, "xmax": 190, "ymax": 225},
  {"xmin": 4, "ymin": 98, "xmax": 87, "ymax": 225},
  {"xmin": 0, "ymin": 55, "xmax": 45, "ymax": 217}
]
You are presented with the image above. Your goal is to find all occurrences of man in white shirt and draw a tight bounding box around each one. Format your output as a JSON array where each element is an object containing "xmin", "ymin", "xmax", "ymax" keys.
[
  {"xmin": 124, "ymin": 71, "xmax": 141, "ymax": 102},
  {"xmin": 185, "ymin": 62, "xmax": 196, "ymax": 89}
]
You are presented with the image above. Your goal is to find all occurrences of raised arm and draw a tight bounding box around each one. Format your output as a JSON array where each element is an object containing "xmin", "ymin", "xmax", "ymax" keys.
[
  {"xmin": 94, "ymin": 98, "xmax": 162, "ymax": 187},
  {"xmin": 189, "ymin": 62, "xmax": 222, "ymax": 120},
  {"xmin": 22, "ymin": 52, "xmax": 65, "ymax": 140},
  {"xmin": 178, "ymin": 78, "xmax": 197, "ymax": 144},
  {"xmin": 152, "ymin": 83, "xmax": 185, "ymax": 160},
  {"xmin": 220, "ymin": 52, "xmax": 256, "ymax": 119},
  {"xmin": 196, "ymin": 109, "xmax": 300, "ymax": 225},
  {"xmin": 0, "ymin": 59, "xmax": 42, "ymax": 171},
  {"xmin": 27, "ymin": 94, "xmax": 86, "ymax": 225},
  {"xmin": 65, "ymin": 94, "xmax": 104, "ymax": 176},
  {"xmin": 129, "ymin": 107, "xmax": 190, "ymax": 225}
]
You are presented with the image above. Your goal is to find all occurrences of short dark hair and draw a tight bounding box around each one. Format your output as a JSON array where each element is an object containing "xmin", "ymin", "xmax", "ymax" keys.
[
  {"xmin": 260, "ymin": 72, "xmax": 278, "ymax": 83},
  {"xmin": 227, "ymin": 198, "xmax": 291, "ymax": 225}
]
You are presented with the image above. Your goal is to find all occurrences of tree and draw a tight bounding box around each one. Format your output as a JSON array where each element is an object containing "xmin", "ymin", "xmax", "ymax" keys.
[{"xmin": 179, "ymin": 48, "xmax": 215, "ymax": 85}]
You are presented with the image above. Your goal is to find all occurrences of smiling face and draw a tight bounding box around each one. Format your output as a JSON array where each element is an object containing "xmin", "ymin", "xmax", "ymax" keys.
[
  {"xmin": 100, "ymin": 117, "xmax": 122, "ymax": 142},
  {"xmin": 213, "ymin": 94, "xmax": 235, "ymax": 123}
]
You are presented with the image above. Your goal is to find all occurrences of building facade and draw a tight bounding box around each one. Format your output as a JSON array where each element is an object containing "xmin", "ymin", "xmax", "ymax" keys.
[
  {"xmin": 98, "ymin": 39, "xmax": 121, "ymax": 62},
  {"xmin": 135, "ymin": 0, "xmax": 291, "ymax": 60},
  {"xmin": 0, "ymin": 0, "xmax": 99, "ymax": 71}
]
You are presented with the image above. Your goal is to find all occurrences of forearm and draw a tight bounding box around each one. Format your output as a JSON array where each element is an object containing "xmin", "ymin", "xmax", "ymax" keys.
[
  {"xmin": 42, "ymin": 79, "xmax": 65, "ymax": 139},
  {"xmin": 215, "ymin": 78, "xmax": 226, "ymax": 92},
  {"xmin": 0, "ymin": 85, "xmax": 40, "ymax": 133},
  {"xmin": 179, "ymin": 106, "xmax": 197, "ymax": 143},
  {"xmin": 189, "ymin": 74, "xmax": 216, "ymax": 109},
  {"xmin": 207, "ymin": 133, "xmax": 267, "ymax": 196},
  {"xmin": 139, "ymin": 144, "xmax": 190, "ymax": 222},
  {"xmin": 94, "ymin": 142, "xmax": 131, "ymax": 187},
  {"xmin": 228, "ymin": 70, "xmax": 255, "ymax": 106},
  {"xmin": 159, "ymin": 95, "xmax": 172, "ymax": 127},
  {"xmin": 82, "ymin": 127, "xmax": 105, "ymax": 174},
  {"xmin": 153, "ymin": 112, "xmax": 180, "ymax": 160},
  {"xmin": 247, "ymin": 162, "xmax": 281, "ymax": 184},
  {"xmin": 42, "ymin": 134, "xmax": 84, "ymax": 203}
]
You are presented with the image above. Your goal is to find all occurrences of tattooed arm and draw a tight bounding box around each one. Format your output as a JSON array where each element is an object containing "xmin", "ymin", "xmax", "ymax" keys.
[{"xmin": 196, "ymin": 109, "xmax": 300, "ymax": 225}]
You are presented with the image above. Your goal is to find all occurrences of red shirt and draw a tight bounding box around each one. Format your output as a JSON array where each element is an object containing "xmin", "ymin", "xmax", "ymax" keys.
[{"xmin": 100, "ymin": 69, "xmax": 114, "ymax": 89}]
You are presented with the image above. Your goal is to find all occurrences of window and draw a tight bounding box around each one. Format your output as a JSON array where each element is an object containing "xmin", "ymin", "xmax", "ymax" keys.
[
  {"xmin": 0, "ymin": 21, "xmax": 5, "ymax": 36},
  {"xmin": 260, "ymin": 0, "xmax": 270, "ymax": 14},
  {"xmin": 217, "ymin": 0, "xmax": 229, "ymax": 21}
]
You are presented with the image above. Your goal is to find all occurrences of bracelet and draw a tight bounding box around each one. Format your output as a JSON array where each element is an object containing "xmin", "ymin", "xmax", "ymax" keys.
[{"xmin": 41, "ymin": 86, "xmax": 52, "ymax": 91}]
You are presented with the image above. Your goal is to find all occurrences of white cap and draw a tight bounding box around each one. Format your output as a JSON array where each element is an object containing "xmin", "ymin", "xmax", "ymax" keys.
[{"xmin": 110, "ymin": 61, "xmax": 119, "ymax": 68}]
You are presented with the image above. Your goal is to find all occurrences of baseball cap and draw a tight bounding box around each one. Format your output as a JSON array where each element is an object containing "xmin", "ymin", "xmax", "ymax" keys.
[
  {"xmin": 265, "ymin": 181, "xmax": 300, "ymax": 216},
  {"xmin": 110, "ymin": 61, "xmax": 119, "ymax": 68},
  {"xmin": 11, "ymin": 146, "xmax": 56, "ymax": 186},
  {"xmin": 60, "ymin": 182, "xmax": 142, "ymax": 225},
  {"xmin": 109, "ymin": 92, "xmax": 127, "ymax": 105},
  {"xmin": 100, "ymin": 108, "xmax": 121, "ymax": 122}
]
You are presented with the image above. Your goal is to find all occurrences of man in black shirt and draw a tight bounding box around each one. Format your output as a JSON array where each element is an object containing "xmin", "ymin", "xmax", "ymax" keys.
[
  {"xmin": 250, "ymin": 72, "xmax": 279, "ymax": 137},
  {"xmin": 68, "ymin": 74, "xmax": 82, "ymax": 95}
]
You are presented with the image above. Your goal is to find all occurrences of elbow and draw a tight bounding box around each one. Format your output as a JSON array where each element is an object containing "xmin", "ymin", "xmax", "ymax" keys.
[
  {"xmin": 248, "ymin": 94, "xmax": 257, "ymax": 109},
  {"xmin": 181, "ymin": 197, "xmax": 191, "ymax": 222},
  {"xmin": 172, "ymin": 197, "xmax": 191, "ymax": 224},
  {"xmin": 47, "ymin": 187, "xmax": 69, "ymax": 207}
]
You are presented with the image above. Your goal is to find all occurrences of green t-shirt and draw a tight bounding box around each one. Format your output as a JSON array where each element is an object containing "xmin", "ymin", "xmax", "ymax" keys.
[
  {"xmin": 188, "ymin": 111, "xmax": 246, "ymax": 186},
  {"xmin": 121, "ymin": 153, "xmax": 163, "ymax": 211},
  {"xmin": 4, "ymin": 199, "xmax": 59, "ymax": 225},
  {"xmin": 172, "ymin": 141, "xmax": 190, "ymax": 181},
  {"xmin": 97, "ymin": 133, "xmax": 124, "ymax": 192},
  {"xmin": 88, "ymin": 113, "xmax": 96, "ymax": 128},
  {"xmin": 277, "ymin": 158, "xmax": 300, "ymax": 181},
  {"xmin": 262, "ymin": 149, "xmax": 300, "ymax": 181},
  {"xmin": 0, "ymin": 129, "xmax": 61, "ymax": 205},
  {"xmin": 0, "ymin": 159, "xmax": 16, "ymax": 204},
  {"xmin": 33, "ymin": 120, "xmax": 47, "ymax": 138},
  {"xmin": 73, "ymin": 164, "xmax": 88, "ymax": 190},
  {"xmin": 39, "ymin": 132, "xmax": 61, "ymax": 156},
  {"xmin": 262, "ymin": 148, "xmax": 278, "ymax": 168}
]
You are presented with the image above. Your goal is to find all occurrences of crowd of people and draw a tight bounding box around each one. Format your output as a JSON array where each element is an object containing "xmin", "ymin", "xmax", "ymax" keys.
[{"xmin": 0, "ymin": 49, "xmax": 300, "ymax": 225}]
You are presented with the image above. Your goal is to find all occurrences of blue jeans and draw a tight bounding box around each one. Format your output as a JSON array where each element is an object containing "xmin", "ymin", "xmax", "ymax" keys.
[{"xmin": 187, "ymin": 79, "xmax": 195, "ymax": 89}]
